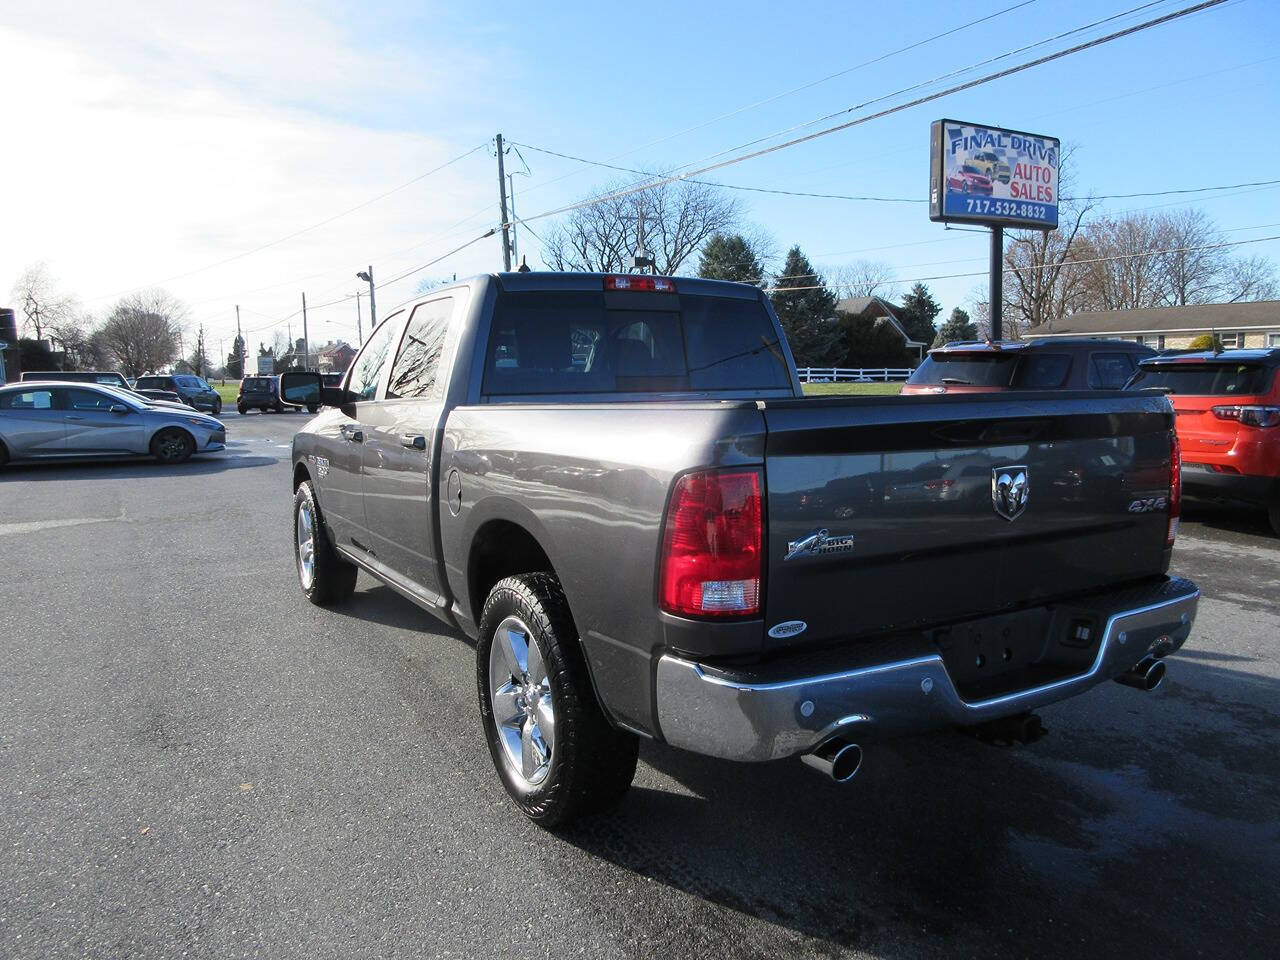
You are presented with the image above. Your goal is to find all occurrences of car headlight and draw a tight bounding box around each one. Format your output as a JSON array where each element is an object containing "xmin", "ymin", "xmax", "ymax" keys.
[{"xmin": 186, "ymin": 417, "xmax": 210, "ymax": 427}]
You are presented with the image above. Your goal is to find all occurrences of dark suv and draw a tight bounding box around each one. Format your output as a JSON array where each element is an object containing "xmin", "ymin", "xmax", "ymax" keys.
[
  {"xmin": 901, "ymin": 338, "xmax": 1156, "ymax": 395},
  {"xmin": 134, "ymin": 374, "xmax": 222, "ymax": 413},
  {"xmin": 237, "ymin": 376, "xmax": 286, "ymax": 414}
]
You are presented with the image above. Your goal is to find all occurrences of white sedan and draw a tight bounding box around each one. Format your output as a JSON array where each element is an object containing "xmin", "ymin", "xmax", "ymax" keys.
[{"xmin": 0, "ymin": 381, "xmax": 226, "ymax": 467}]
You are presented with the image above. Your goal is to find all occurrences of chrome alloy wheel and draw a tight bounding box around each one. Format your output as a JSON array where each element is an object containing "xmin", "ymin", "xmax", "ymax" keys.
[
  {"xmin": 488, "ymin": 615, "xmax": 555, "ymax": 786},
  {"xmin": 296, "ymin": 499, "xmax": 316, "ymax": 590}
]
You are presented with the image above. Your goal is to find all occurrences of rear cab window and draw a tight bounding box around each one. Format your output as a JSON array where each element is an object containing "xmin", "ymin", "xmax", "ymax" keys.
[{"xmin": 481, "ymin": 290, "xmax": 790, "ymax": 397}]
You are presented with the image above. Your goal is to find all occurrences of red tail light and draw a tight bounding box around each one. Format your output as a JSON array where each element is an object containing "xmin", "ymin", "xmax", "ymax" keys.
[
  {"xmin": 604, "ymin": 274, "xmax": 676, "ymax": 293},
  {"xmin": 1167, "ymin": 430, "xmax": 1181, "ymax": 548},
  {"xmin": 659, "ymin": 469, "xmax": 762, "ymax": 618}
]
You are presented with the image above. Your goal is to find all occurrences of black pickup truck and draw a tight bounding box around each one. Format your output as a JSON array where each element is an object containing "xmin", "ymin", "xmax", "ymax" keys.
[{"xmin": 281, "ymin": 272, "xmax": 1198, "ymax": 827}]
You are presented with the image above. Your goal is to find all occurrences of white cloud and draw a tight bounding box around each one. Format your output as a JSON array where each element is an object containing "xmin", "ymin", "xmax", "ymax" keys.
[{"xmin": 0, "ymin": 3, "xmax": 503, "ymax": 347}]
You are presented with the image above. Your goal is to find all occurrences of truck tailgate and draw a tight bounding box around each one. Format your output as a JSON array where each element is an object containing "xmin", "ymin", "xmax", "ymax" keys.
[{"xmin": 761, "ymin": 391, "xmax": 1175, "ymax": 651}]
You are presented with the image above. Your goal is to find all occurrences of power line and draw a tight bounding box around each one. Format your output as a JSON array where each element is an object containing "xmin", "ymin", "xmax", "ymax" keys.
[
  {"xmin": 88, "ymin": 142, "xmax": 489, "ymax": 304},
  {"xmin": 512, "ymin": 140, "xmax": 1279, "ymax": 206},
  {"xmin": 511, "ymin": 0, "xmax": 1229, "ymax": 230},
  {"xmin": 505, "ymin": 1, "xmax": 1045, "ymax": 206},
  {"xmin": 674, "ymin": 0, "xmax": 1176, "ymax": 175}
]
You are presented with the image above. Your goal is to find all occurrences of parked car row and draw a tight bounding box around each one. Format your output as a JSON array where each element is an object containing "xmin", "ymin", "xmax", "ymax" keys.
[
  {"xmin": 20, "ymin": 370, "xmax": 223, "ymax": 413},
  {"xmin": 0, "ymin": 381, "xmax": 225, "ymax": 467}
]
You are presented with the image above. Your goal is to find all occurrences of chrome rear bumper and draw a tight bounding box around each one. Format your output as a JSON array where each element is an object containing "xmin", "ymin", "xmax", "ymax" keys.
[{"xmin": 655, "ymin": 577, "xmax": 1199, "ymax": 762}]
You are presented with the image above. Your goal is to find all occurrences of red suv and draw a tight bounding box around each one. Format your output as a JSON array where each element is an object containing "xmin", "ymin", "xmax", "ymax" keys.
[
  {"xmin": 1128, "ymin": 349, "xmax": 1280, "ymax": 534},
  {"xmin": 902, "ymin": 338, "xmax": 1155, "ymax": 396}
]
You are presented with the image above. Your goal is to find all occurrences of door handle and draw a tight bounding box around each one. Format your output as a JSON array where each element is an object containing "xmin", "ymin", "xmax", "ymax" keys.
[
  {"xmin": 67, "ymin": 415, "xmax": 87, "ymax": 421},
  {"xmin": 400, "ymin": 434, "xmax": 426, "ymax": 451}
]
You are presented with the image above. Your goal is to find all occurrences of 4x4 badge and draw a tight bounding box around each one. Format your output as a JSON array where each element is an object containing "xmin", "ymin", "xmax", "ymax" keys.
[{"xmin": 992, "ymin": 466, "xmax": 1029, "ymax": 520}]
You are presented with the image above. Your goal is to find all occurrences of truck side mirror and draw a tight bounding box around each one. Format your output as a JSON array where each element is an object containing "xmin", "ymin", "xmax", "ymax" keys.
[{"xmin": 280, "ymin": 370, "xmax": 347, "ymax": 408}]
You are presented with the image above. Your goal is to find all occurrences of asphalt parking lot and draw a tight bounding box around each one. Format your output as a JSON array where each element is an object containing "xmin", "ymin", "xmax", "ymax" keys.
[{"xmin": 2, "ymin": 410, "xmax": 1277, "ymax": 960}]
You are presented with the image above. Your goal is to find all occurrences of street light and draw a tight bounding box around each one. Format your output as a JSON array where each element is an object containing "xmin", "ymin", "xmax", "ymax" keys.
[{"xmin": 356, "ymin": 266, "xmax": 376, "ymax": 334}]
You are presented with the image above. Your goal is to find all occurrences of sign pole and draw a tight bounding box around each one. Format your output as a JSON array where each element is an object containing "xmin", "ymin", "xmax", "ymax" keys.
[{"xmin": 989, "ymin": 225, "xmax": 1003, "ymax": 341}]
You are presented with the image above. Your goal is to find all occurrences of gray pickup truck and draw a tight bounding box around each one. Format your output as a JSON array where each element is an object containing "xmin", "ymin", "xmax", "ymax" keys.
[{"xmin": 281, "ymin": 271, "xmax": 1199, "ymax": 827}]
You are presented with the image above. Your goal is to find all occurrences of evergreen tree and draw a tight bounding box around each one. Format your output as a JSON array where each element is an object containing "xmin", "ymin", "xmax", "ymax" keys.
[
  {"xmin": 933, "ymin": 307, "xmax": 979, "ymax": 346},
  {"xmin": 899, "ymin": 282, "xmax": 942, "ymax": 345},
  {"xmin": 771, "ymin": 246, "xmax": 843, "ymax": 367},
  {"xmin": 698, "ymin": 233, "xmax": 765, "ymax": 285},
  {"xmin": 226, "ymin": 334, "xmax": 245, "ymax": 379}
]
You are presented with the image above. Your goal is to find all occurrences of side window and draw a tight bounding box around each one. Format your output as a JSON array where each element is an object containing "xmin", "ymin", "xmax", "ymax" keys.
[
  {"xmin": 386, "ymin": 298, "xmax": 454, "ymax": 400},
  {"xmin": 64, "ymin": 388, "xmax": 118, "ymax": 412},
  {"xmin": 0, "ymin": 389, "xmax": 55, "ymax": 410},
  {"xmin": 1089, "ymin": 352, "xmax": 1136, "ymax": 390},
  {"xmin": 347, "ymin": 312, "xmax": 401, "ymax": 401}
]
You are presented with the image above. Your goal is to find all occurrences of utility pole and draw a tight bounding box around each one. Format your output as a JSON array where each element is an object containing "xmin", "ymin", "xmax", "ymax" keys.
[
  {"xmin": 507, "ymin": 172, "xmax": 520, "ymax": 267},
  {"xmin": 632, "ymin": 202, "xmax": 655, "ymax": 274},
  {"xmin": 989, "ymin": 226, "xmax": 1003, "ymax": 341},
  {"xmin": 355, "ymin": 290, "xmax": 364, "ymax": 345},
  {"xmin": 301, "ymin": 292, "xmax": 310, "ymax": 372},
  {"xmin": 496, "ymin": 133, "xmax": 512, "ymax": 270},
  {"xmin": 236, "ymin": 305, "xmax": 244, "ymax": 378}
]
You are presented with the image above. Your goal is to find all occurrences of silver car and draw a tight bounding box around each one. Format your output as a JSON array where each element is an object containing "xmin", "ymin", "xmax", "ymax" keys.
[{"xmin": 0, "ymin": 381, "xmax": 226, "ymax": 467}]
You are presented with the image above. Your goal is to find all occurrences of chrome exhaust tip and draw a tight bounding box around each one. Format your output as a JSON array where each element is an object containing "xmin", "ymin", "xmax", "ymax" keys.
[
  {"xmin": 801, "ymin": 737, "xmax": 863, "ymax": 783},
  {"xmin": 1115, "ymin": 656, "xmax": 1166, "ymax": 692}
]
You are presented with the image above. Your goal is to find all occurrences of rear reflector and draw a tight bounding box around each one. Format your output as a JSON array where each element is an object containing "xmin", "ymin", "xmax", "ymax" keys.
[
  {"xmin": 1167, "ymin": 431, "xmax": 1181, "ymax": 548},
  {"xmin": 659, "ymin": 469, "xmax": 761, "ymax": 618},
  {"xmin": 604, "ymin": 274, "xmax": 676, "ymax": 293}
]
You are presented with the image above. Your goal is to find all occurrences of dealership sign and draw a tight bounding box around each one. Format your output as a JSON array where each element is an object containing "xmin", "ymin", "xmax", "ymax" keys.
[{"xmin": 929, "ymin": 119, "xmax": 1059, "ymax": 230}]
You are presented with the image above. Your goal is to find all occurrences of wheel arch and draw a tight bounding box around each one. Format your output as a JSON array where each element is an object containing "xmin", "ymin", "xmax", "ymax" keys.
[
  {"xmin": 467, "ymin": 518, "xmax": 558, "ymax": 631},
  {"xmin": 293, "ymin": 459, "xmax": 313, "ymax": 490}
]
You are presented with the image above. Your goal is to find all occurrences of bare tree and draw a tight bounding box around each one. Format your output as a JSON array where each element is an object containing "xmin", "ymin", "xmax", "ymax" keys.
[
  {"xmin": 10, "ymin": 262, "xmax": 80, "ymax": 342},
  {"xmin": 1074, "ymin": 212, "xmax": 1172, "ymax": 311},
  {"xmin": 97, "ymin": 291, "xmax": 187, "ymax": 377},
  {"xmin": 543, "ymin": 176, "xmax": 741, "ymax": 275},
  {"xmin": 1003, "ymin": 147, "xmax": 1097, "ymax": 331},
  {"xmin": 827, "ymin": 260, "xmax": 897, "ymax": 301},
  {"xmin": 1222, "ymin": 254, "xmax": 1278, "ymax": 303}
]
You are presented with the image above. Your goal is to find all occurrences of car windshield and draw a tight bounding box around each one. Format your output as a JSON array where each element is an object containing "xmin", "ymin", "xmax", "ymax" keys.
[
  {"xmin": 908, "ymin": 352, "xmax": 1021, "ymax": 387},
  {"xmin": 482, "ymin": 290, "xmax": 791, "ymax": 396},
  {"xmin": 1128, "ymin": 362, "xmax": 1272, "ymax": 395},
  {"xmin": 244, "ymin": 378, "xmax": 273, "ymax": 390}
]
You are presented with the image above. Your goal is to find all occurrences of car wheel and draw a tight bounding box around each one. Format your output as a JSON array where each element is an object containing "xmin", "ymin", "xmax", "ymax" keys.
[
  {"xmin": 212, "ymin": 398, "xmax": 222, "ymax": 415},
  {"xmin": 150, "ymin": 427, "xmax": 195, "ymax": 465},
  {"xmin": 1269, "ymin": 503, "xmax": 1280, "ymax": 537},
  {"xmin": 0, "ymin": 440, "xmax": 9, "ymax": 469},
  {"xmin": 307, "ymin": 404, "xmax": 318, "ymax": 414},
  {"xmin": 294, "ymin": 480, "xmax": 357, "ymax": 605},
  {"xmin": 237, "ymin": 402, "xmax": 247, "ymax": 415},
  {"xmin": 477, "ymin": 573, "xmax": 638, "ymax": 828}
]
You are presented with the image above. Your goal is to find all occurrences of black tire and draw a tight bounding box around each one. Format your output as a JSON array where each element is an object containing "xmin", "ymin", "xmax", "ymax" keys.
[
  {"xmin": 293, "ymin": 480, "xmax": 358, "ymax": 605},
  {"xmin": 150, "ymin": 428, "xmax": 195, "ymax": 464},
  {"xmin": 0, "ymin": 440, "xmax": 9, "ymax": 469},
  {"xmin": 237, "ymin": 402, "xmax": 247, "ymax": 415},
  {"xmin": 307, "ymin": 404, "xmax": 318, "ymax": 414},
  {"xmin": 477, "ymin": 573, "xmax": 637, "ymax": 828},
  {"xmin": 212, "ymin": 398, "xmax": 222, "ymax": 415},
  {"xmin": 1269, "ymin": 503, "xmax": 1280, "ymax": 537}
]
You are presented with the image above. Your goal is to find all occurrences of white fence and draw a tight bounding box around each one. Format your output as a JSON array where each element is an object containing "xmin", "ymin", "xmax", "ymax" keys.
[{"xmin": 796, "ymin": 367, "xmax": 914, "ymax": 383}]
